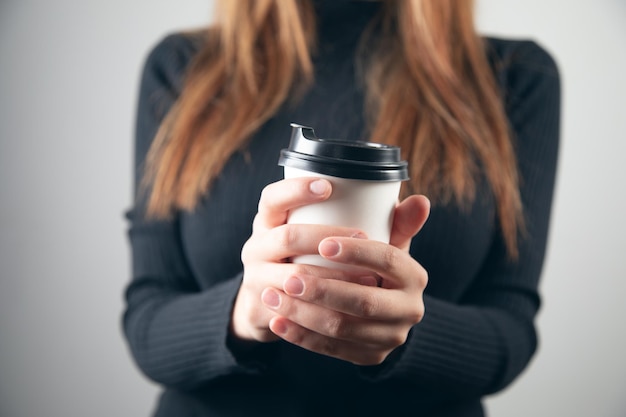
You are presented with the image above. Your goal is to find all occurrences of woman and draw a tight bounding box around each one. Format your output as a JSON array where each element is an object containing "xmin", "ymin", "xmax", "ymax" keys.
[{"xmin": 123, "ymin": 0, "xmax": 560, "ymax": 416}]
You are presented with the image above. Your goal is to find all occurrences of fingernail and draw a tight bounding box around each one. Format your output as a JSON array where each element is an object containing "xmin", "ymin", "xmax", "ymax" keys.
[
  {"xmin": 271, "ymin": 318, "xmax": 288, "ymax": 335},
  {"xmin": 262, "ymin": 289, "xmax": 281, "ymax": 308},
  {"xmin": 319, "ymin": 239, "xmax": 341, "ymax": 257},
  {"xmin": 351, "ymin": 232, "xmax": 367, "ymax": 239},
  {"xmin": 284, "ymin": 276, "xmax": 304, "ymax": 296},
  {"xmin": 309, "ymin": 179, "xmax": 329, "ymax": 196}
]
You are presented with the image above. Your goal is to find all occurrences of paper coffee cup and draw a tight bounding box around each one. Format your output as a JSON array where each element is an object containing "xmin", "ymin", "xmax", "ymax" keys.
[{"xmin": 278, "ymin": 123, "xmax": 408, "ymax": 270}]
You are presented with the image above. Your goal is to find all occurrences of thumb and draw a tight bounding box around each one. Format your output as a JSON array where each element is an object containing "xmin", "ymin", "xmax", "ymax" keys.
[{"xmin": 389, "ymin": 195, "xmax": 430, "ymax": 251}]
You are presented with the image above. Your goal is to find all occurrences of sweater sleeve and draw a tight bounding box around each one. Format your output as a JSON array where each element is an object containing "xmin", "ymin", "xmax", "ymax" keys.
[
  {"xmin": 364, "ymin": 40, "xmax": 561, "ymax": 396},
  {"xmin": 122, "ymin": 34, "xmax": 260, "ymax": 390}
]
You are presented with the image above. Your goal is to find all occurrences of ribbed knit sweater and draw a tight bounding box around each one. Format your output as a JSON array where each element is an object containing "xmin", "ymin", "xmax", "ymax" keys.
[{"xmin": 122, "ymin": 2, "xmax": 561, "ymax": 416}]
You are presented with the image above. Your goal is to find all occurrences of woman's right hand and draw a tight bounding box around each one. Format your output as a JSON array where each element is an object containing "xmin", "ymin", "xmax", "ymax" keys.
[{"xmin": 232, "ymin": 177, "xmax": 372, "ymax": 343}]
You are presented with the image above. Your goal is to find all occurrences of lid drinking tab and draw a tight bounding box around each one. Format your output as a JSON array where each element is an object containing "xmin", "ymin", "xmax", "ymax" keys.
[{"xmin": 278, "ymin": 123, "xmax": 409, "ymax": 181}]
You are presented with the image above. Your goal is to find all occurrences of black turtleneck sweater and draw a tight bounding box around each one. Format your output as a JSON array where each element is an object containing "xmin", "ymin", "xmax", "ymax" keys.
[{"xmin": 123, "ymin": 2, "xmax": 560, "ymax": 416}]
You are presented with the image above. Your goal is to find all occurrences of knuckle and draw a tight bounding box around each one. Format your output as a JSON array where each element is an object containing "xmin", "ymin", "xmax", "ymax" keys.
[
  {"xmin": 418, "ymin": 267, "xmax": 429, "ymax": 289},
  {"xmin": 240, "ymin": 240, "xmax": 253, "ymax": 264},
  {"xmin": 257, "ymin": 186, "xmax": 273, "ymax": 210},
  {"xmin": 275, "ymin": 224, "xmax": 298, "ymax": 250},
  {"xmin": 369, "ymin": 351, "xmax": 388, "ymax": 365},
  {"xmin": 380, "ymin": 246, "xmax": 399, "ymax": 271},
  {"xmin": 290, "ymin": 327, "xmax": 305, "ymax": 345},
  {"xmin": 415, "ymin": 306, "xmax": 425, "ymax": 323},
  {"xmin": 251, "ymin": 213, "xmax": 264, "ymax": 232},
  {"xmin": 240, "ymin": 247, "xmax": 249, "ymax": 265},
  {"xmin": 324, "ymin": 313, "xmax": 347, "ymax": 338},
  {"xmin": 290, "ymin": 263, "xmax": 312, "ymax": 276},
  {"xmin": 408, "ymin": 301, "xmax": 425, "ymax": 324},
  {"xmin": 357, "ymin": 293, "xmax": 379, "ymax": 318},
  {"xmin": 388, "ymin": 331, "xmax": 408, "ymax": 348}
]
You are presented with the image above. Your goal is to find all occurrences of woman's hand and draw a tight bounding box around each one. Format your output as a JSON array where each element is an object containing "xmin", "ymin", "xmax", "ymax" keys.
[
  {"xmin": 232, "ymin": 177, "xmax": 431, "ymax": 365},
  {"xmin": 233, "ymin": 177, "xmax": 368, "ymax": 343}
]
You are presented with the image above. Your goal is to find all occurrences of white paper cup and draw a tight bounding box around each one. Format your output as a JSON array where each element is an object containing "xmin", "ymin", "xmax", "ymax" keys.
[{"xmin": 278, "ymin": 124, "xmax": 408, "ymax": 270}]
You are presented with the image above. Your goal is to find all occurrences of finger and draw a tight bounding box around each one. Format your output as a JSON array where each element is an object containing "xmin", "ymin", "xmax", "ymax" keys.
[
  {"xmin": 268, "ymin": 316, "xmax": 395, "ymax": 366},
  {"xmin": 245, "ymin": 262, "xmax": 379, "ymax": 292},
  {"xmin": 389, "ymin": 194, "xmax": 430, "ymax": 250},
  {"xmin": 243, "ymin": 223, "xmax": 366, "ymax": 263},
  {"xmin": 318, "ymin": 237, "xmax": 428, "ymax": 290},
  {"xmin": 253, "ymin": 178, "xmax": 332, "ymax": 231},
  {"xmin": 281, "ymin": 274, "xmax": 417, "ymax": 322}
]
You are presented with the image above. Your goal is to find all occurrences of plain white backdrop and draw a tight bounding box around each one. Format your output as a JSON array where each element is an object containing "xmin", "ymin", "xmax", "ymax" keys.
[{"xmin": 0, "ymin": 1, "xmax": 624, "ymax": 416}]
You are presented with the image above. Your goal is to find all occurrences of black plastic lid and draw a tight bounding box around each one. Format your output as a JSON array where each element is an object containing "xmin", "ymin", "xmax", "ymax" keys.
[{"xmin": 278, "ymin": 123, "xmax": 409, "ymax": 181}]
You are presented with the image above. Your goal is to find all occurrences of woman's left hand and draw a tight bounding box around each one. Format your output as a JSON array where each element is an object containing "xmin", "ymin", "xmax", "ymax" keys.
[{"xmin": 263, "ymin": 195, "xmax": 431, "ymax": 365}]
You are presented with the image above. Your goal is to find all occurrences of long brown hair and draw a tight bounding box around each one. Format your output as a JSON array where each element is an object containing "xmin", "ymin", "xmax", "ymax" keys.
[{"xmin": 143, "ymin": 0, "xmax": 524, "ymax": 258}]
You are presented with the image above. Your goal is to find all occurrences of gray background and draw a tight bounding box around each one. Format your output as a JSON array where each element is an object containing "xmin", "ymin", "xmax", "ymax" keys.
[{"xmin": 1, "ymin": 0, "xmax": 624, "ymax": 416}]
